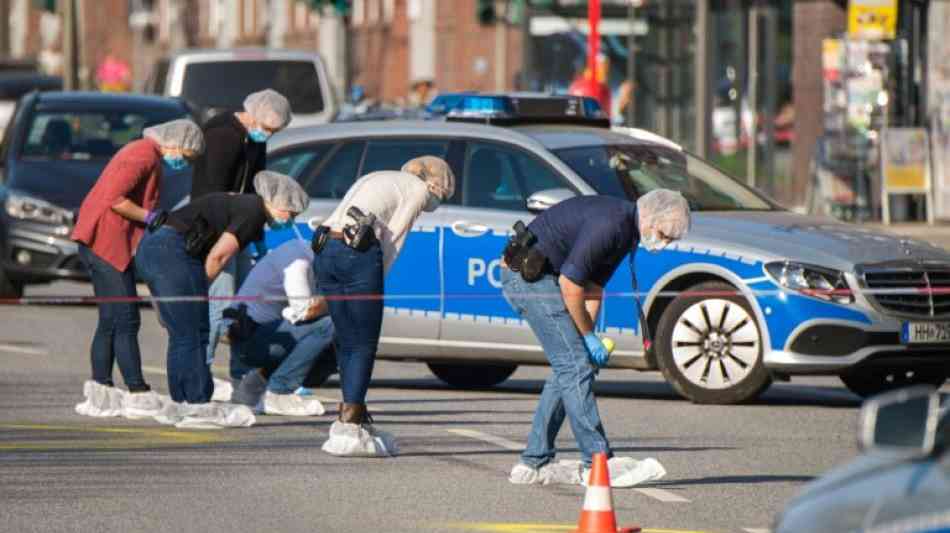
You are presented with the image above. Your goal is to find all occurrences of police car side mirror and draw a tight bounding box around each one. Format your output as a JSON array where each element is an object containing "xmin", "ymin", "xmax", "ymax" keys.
[
  {"xmin": 526, "ymin": 188, "xmax": 576, "ymax": 213},
  {"xmin": 858, "ymin": 385, "xmax": 940, "ymax": 458}
]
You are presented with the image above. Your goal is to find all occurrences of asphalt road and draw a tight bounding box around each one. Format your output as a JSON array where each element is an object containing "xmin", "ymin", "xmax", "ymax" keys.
[{"xmin": 0, "ymin": 282, "xmax": 929, "ymax": 533}]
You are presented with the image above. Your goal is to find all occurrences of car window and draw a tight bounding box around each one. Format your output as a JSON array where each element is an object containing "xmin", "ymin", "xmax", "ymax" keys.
[
  {"xmin": 268, "ymin": 144, "xmax": 334, "ymax": 182},
  {"xmin": 361, "ymin": 139, "xmax": 451, "ymax": 174},
  {"xmin": 554, "ymin": 144, "xmax": 775, "ymax": 211},
  {"xmin": 19, "ymin": 109, "xmax": 185, "ymax": 161},
  {"xmin": 180, "ymin": 60, "xmax": 324, "ymax": 114},
  {"xmin": 306, "ymin": 141, "xmax": 366, "ymax": 199},
  {"xmin": 464, "ymin": 141, "xmax": 569, "ymax": 210}
]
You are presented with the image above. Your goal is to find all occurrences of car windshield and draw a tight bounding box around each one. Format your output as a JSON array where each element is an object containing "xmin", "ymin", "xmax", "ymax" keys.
[
  {"xmin": 180, "ymin": 61, "xmax": 324, "ymax": 114},
  {"xmin": 554, "ymin": 144, "xmax": 776, "ymax": 211},
  {"xmin": 19, "ymin": 108, "xmax": 184, "ymax": 161}
]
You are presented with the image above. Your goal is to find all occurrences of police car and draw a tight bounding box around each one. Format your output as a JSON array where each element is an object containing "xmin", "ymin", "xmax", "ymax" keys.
[{"xmin": 265, "ymin": 93, "xmax": 950, "ymax": 404}]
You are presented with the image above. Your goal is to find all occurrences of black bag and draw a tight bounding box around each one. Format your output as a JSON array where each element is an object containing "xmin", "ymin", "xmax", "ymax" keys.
[
  {"xmin": 183, "ymin": 214, "xmax": 218, "ymax": 259},
  {"xmin": 342, "ymin": 206, "xmax": 377, "ymax": 252},
  {"xmin": 311, "ymin": 225, "xmax": 331, "ymax": 254},
  {"xmin": 503, "ymin": 220, "xmax": 548, "ymax": 282}
]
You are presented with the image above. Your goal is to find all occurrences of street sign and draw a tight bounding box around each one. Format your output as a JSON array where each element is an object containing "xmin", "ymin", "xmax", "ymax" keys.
[
  {"xmin": 848, "ymin": 0, "xmax": 897, "ymax": 41},
  {"xmin": 881, "ymin": 127, "xmax": 934, "ymax": 224}
]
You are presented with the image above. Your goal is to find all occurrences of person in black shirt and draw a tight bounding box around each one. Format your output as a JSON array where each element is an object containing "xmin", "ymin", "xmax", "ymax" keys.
[
  {"xmin": 135, "ymin": 171, "xmax": 308, "ymax": 405},
  {"xmin": 191, "ymin": 89, "xmax": 293, "ymax": 383},
  {"xmin": 502, "ymin": 190, "xmax": 690, "ymax": 487}
]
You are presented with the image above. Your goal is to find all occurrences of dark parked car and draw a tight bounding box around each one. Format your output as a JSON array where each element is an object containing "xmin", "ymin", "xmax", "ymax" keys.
[
  {"xmin": 0, "ymin": 91, "xmax": 194, "ymax": 297},
  {"xmin": 774, "ymin": 385, "xmax": 950, "ymax": 533},
  {"xmin": 0, "ymin": 72, "xmax": 62, "ymax": 139}
]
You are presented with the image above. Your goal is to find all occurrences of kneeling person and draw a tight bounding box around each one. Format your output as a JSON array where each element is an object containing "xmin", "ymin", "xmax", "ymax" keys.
[{"xmin": 228, "ymin": 235, "xmax": 335, "ymax": 416}]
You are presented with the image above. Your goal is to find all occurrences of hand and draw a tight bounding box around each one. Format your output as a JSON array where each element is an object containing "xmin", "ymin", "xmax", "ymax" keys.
[
  {"xmin": 302, "ymin": 300, "xmax": 322, "ymax": 322},
  {"xmin": 583, "ymin": 333, "xmax": 610, "ymax": 368}
]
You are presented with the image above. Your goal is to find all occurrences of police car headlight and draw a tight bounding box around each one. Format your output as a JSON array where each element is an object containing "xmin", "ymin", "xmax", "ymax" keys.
[
  {"xmin": 765, "ymin": 261, "xmax": 853, "ymax": 304},
  {"xmin": 5, "ymin": 193, "xmax": 74, "ymax": 226}
]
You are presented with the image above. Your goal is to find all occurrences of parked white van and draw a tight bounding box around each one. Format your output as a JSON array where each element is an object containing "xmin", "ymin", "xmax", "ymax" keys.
[{"xmin": 144, "ymin": 48, "xmax": 338, "ymax": 127}]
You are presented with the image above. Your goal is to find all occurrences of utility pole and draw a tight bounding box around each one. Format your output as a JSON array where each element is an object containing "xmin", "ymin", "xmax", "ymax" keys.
[
  {"xmin": 0, "ymin": 0, "xmax": 10, "ymax": 60},
  {"xmin": 626, "ymin": 1, "xmax": 637, "ymax": 127},
  {"xmin": 746, "ymin": 3, "xmax": 760, "ymax": 188},
  {"xmin": 520, "ymin": 0, "xmax": 532, "ymax": 90},
  {"xmin": 62, "ymin": 0, "xmax": 79, "ymax": 90},
  {"xmin": 494, "ymin": 0, "xmax": 507, "ymax": 91},
  {"xmin": 693, "ymin": 0, "xmax": 712, "ymax": 158}
]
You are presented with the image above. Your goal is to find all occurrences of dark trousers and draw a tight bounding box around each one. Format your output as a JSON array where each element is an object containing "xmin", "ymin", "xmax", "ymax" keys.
[
  {"xmin": 135, "ymin": 227, "xmax": 213, "ymax": 403},
  {"xmin": 312, "ymin": 238, "xmax": 383, "ymax": 404},
  {"xmin": 77, "ymin": 245, "xmax": 149, "ymax": 392}
]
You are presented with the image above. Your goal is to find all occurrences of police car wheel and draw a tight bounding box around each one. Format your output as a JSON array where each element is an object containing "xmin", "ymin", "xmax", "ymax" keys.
[
  {"xmin": 839, "ymin": 366, "xmax": 947, "ymax": 398},
  {"xmin": 656, "ymin": 281, "xmax": 770, "ymax": 404},
  {"xmin": 427, "ymin": 363, "xmax": 518, "ymax": 389}
]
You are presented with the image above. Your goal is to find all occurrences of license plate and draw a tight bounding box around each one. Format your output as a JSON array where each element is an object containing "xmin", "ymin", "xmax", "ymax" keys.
[{"xmin": 902, "ymin": 322, "xmax": 950, "ymax": 344}]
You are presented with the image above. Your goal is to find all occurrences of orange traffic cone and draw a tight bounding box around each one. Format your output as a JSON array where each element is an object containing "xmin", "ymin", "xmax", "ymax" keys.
[{"xmin": 574, "ymin": 453, "xmax": 641, "ymax": 533}]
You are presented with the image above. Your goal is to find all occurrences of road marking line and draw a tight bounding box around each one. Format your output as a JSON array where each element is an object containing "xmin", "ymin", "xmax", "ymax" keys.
[
  {"xmin": 445, "ymin": 523, "xmax": 711, "ymax": 533},
  {"xmin": 447, "ymin": 428, "xmax": 524, "ymax": 450},
  {"xmin": 0, "ymin": 343, "xmax": 47, "ymax": 355},
  {"xmin": 141, "ymin": 365, "xmax": 383, "ymax": 411},
  {"xmin": 635, "ymin": 488, "xmax": 690, "ymax": 503},
  {"xmin": 743, "ymin": 529, "xmax": 770, "ymax": 533},
  {"xmin": 0, "ymin": 423, "xmax": 223, "ymax": 450}
]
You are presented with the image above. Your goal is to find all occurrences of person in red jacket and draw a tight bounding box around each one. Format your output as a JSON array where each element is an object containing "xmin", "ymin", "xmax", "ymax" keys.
[{"xmin": 72, "ymin": 119, "xmax": 204, "ymax": 419}]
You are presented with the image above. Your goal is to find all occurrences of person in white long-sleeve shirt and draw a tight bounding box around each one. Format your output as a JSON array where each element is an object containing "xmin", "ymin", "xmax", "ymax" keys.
[
  {"xmin": 226, "ymin": 236, "xmax": 336, "ymax": 417},
  {"xmin": 313, "ymin": 155, "xmax": 454, "ymax": 457}
]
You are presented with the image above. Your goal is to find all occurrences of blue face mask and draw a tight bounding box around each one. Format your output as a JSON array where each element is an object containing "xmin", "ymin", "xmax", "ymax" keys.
[
  {"xmin": 163, "ymin": 154, "xmax": 188, "ymax": 171},
  {"xmin": 268, "ymin": 216, "xmax": 294, "ymax": 231},
  {"xmin": 248, "ymin": 128, "xmax": 270, "ymax": 143}
]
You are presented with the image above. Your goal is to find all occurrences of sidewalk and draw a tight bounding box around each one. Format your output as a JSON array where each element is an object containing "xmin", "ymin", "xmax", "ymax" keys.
[{"xmin": 862, "ymin": 222, "xmax": 950, "ymax": 250}]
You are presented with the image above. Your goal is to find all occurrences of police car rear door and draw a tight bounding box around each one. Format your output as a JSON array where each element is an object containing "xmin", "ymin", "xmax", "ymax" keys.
[{"xmin": 438, "ymin": 140, "xmax": 577, "ymax": 362}]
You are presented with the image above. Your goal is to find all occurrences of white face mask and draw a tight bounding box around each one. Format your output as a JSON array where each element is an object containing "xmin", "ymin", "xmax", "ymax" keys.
[
  {"xmin": 422, "ymin": 192, "xmax": 442, "ymax": 212},
  {"xmin": 641, "ymin": 232, "xmax": 670, "ymax": 253}
]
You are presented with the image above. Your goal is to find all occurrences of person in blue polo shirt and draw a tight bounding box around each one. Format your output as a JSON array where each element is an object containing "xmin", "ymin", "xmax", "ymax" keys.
[{"xmin": 501, "ymin": 189, "xmax": 690, "ymax": 487}]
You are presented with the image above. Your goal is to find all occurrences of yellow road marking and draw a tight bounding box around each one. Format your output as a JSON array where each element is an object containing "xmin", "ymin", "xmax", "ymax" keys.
[
  {"xmin": 0, "ymin": 423, "xmax": 226, "ymax": 450},
  {"xmin": 445, "ymin": 523, "xmax": 714, "ymax": 533}
]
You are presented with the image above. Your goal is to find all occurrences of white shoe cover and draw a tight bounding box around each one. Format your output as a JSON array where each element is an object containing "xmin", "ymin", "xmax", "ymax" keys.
[
  {"xmin": 262, "ymin": 391, "xmax": 325, "ymax": 416},
  {"xmin": 153, "ymin": 401, "xmax": 256, "ymax": 429},
  {"xmin": 75, "ymin": 381, "xmax": 126, "ymax": 417},
  {"xmin": 581, "ymin": 457, "xmax": 667, "ymax": 488},
  {"xmin": 121, "ymin": 390, "xmax": 166, "ymax": 419},
  {"xmin": 509, "ymin": 462, "xmax": 584, "ymax": 485},
  {"xmin": 509, "ymin": 463, "xmax": 541, "ymax": 485},
  {"xmin": 321, "ymin": 420, "xmax": 397, "ymax": 457},
  {"xmin": 211, "ymin": 378, "xmax": 233, "ymax": 402}
]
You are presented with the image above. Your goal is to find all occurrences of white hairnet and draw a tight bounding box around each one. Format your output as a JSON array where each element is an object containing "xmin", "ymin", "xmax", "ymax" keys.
[
  {"xmin": 143, "ymin": 119, "xmax": 205, "ymax": 154},
  {"xmin": 637, "ymin": 189, "xmax": 691, "ymax": 240},
  {"xmin": 253, "ymin": 171, "xmax": 309, "ymax": 213},
  {"xmin": 243, "ymin": 89, "xmax": 292, "ymax": 130},
  {"xmin": 401, "ymin": 156, "xmax": 456, "ymax": 201}
]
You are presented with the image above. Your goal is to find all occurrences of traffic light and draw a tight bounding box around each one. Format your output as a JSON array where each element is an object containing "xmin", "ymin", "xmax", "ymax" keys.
[
  {"xmin": 33, "ymin": 0, "xmax": 56, "ymax": 11},
  {"xmin": 308, "ymin": 0, "xmax": 351, "ymax": 16},
  {"xmin": 477, "ymin": 0, "xmax": 495, "ymax": 25}
]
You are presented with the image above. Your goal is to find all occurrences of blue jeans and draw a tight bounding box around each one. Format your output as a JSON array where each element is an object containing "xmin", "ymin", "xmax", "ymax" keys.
[
  {"xmin": 77, "ymin": 245, "xmax": 149, "ymax": 392},
  {"xmin": 135, "ymin": 227, "xmax": 213, "ymax": 403},
  {"xmin": 208, "ymin": 248, "xmax": 252, "ymax": 377},
  {"xmin": 233, "ymin": 315, "xmax": 336, "ymax": 394},
  {"xmin": 501, "ymin": 267, "xmax": 612, "ymax": 468},
  {"xmin": 312, "ymin": 238, "xmax": 383, "ymax": 404}
]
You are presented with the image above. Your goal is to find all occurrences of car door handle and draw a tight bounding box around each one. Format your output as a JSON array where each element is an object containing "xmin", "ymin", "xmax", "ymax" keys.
[{"xmin": 451, "ymin": 221, "xmax": 490, "ymax": 237}]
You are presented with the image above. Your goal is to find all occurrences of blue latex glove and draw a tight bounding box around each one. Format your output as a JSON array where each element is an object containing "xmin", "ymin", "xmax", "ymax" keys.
[{"xmin": 583, "ymin": 333, "xmax": 610, "ymax": 368}]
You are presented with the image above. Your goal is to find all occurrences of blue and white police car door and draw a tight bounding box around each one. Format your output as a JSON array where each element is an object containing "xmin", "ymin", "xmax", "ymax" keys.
[{"xmin": 438, "ymin": 142, "xmax": 550, "ymax": 361}]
